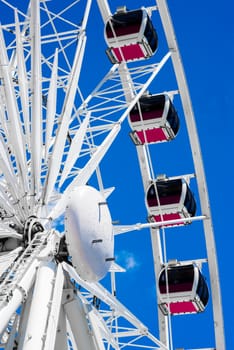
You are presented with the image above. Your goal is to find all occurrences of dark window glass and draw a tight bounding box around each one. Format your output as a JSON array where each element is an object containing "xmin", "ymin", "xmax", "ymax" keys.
[
  {"xmin": 130, "ymin": 94, "xmax": 165, "ymax": 122},
  {"xmin": 106, "ymin": 10, "xmax": 143, "ymax": 38},
  {"xmin": 147, "ymin": 179, "xmax": 182, "ymax": 206},
  {"xmin": 184, "ymin": 186, "xmax": 196, "ymax": 216},
  {"xmin": 196, "ymin": 271, "xmax": 209, "ymax": 307},
  {"xmin": 159, "ymin": 265, "xmax": 194, "ymax": 293},
  {"xmin": 167, "ymin": 102, "xmax": 180, "ymax": 135},
  {"xmin": 143, "ymin": 17, "xmax": 158, "ymax": 52}
]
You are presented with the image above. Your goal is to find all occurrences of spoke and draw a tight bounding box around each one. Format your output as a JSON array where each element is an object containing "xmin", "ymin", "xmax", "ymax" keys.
[{"xmin": 30, "ymin": 0, "xmax": 42, "ymax": 198}]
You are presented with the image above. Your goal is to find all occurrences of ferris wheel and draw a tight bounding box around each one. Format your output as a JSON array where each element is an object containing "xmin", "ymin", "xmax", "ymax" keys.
[{"xmin": 0, "ymin": 0, "xmax": 225, "ymax": 350}]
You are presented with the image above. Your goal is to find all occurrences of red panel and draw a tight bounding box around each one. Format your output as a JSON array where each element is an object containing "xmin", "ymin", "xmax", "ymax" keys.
[
  {"xmin": 113, "ymin": 44, "xmax": 145, "ymax": 62},
  {"xmin": 154, "ymin": 213, "xmax": 181, "ymax": 221},
  {"xmin": 169, "ymin": 301, "xmax": 198, "ymax": 314},
  {"xmin": 153, "ymin": 213, "xmax": 186, "ymax": 226},
  {"xmin": 136, "ymin": 128, "xmax": 167, "ymax": 144}
]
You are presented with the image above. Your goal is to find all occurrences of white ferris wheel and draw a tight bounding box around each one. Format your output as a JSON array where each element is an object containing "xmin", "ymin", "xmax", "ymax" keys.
[{"xmin": 0, "ymin": 0, "xmax": 225, "ymax": 350}]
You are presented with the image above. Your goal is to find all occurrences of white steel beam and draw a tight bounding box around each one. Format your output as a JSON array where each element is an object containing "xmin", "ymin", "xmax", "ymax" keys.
[
  {"xmin": 43, "ymin": 263, "xmax": 64, "ymax": 350},
  {"xmin": 21, "ymin": 261, "xmax": 56, "ymax": 350},
  {"xmin": 66, "ymin": 319, "xmax": 79, "ymax": 350},
  {"xmin": 62, "ymin": 262, "xmax": 167, "ymax": 350},
  {"xmin": 0, "ymin": 259, "xmax": 39, "ymax": 335},
  {"xmin": 48, "ymin": 53, "xmax": 171, "ymax": 221},
  {"xmin": 17, "ymin": 288, "xmax": 34, "ymax": 350},
  {"xmin": 117, "ymin": 60, "xmax": 169, "ymax": 346},
  {"xmin": 4, "ymin": 314, "xmax": 19, "ymax": 350},
  {"xmin": 48, "ymin": 122, "xmax": 121, "ymax": 220},
  {"xmin": 0, "ymin": 26, "xmax": 27, "ymax": 196},
  {"xmin": 95, "ymin": 0, "xmax": 112, "ymax": 23},
  {"xmin": 0, "ymin": 186, "xmax": 23, "ymax": 227},
  {"xmin": 15, "ymin": 10, "xmax": 30, "ymax": 149},
  {"xmin": 45, "ymin": 48, "xmax": 58, "ymax": 162},
  {"xmin": 156, "ymin": 1, "xmax": 225, "ymax": 349},
  {"xmin": 64, "ymin": 291, "xmax": 97, "ymax": 350},
  {"xmin": 0, "ymin": 136, "xmax": 21, "ymax": 203},
  {"xmin": 54, "ymin": 306, "xmax": 68, "ymax": 350},
  {"xmin": 43, "ymin": 32, "xmax": 87, "ymax": 204},
  {"xmin": 59, "ymin": 112, "xmax": 90, "ymax": 187},
  {"xmin": 150, "ymin": 227, "xmax": 169, "ymax": 346},
  {"xmin": 87, "ymin": 307, "xmax": 112, "ymax": 350},
  {"xmin": 43, "ymin": 0, "xmax": 92, "ymax": 204},
  {"xmin": 113, "ymin": 215, "xmax": 206, "ymax": 235},
  {"xmin": 30, "ymin": 0, "xmax": 42, "ymax": 198}
]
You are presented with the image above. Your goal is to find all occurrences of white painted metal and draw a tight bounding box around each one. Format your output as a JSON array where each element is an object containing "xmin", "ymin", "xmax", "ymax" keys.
[
  {"xmin": 4, "ymin": 314, "xmax": 19, "ymax": 350},
  {"xmin": 63, "ymin": 262, "xmax": 168, "ymax": 350},
  {"xmin": 0, "ymin": 248, "xmax": 22, "ymax": 276},
  {"xmin": 59, "ymin": 113, "xmax": 90, "ymax": 187},
  {"xmin": 0, "ymin": 26, "xmax": 27, "ymax": 197},
  {"xmin": 96, "ymin": 0, "xmax": 112, "ymax": 23},
  {"xmin": 113, "ymin": 215, "xmax": 206, "ymax": 235},
  {"xmin": 48, "ymin": 52, "xmax": 171, "ymax": 221},
  {"xmin": 64, "ymin": 292, "xmax": 97, "ymax": 350},
  {"xmin": 21, "ymin": 261, "xmax": 56, "ymax": 350},
  {"xmin": 43, "ymin": 0, "xmax": 92, "ymax": 205},
  {"xmin": 45, "ymin": 49, "xmax": 58, "ymax": 162},
  {"xmin": 30, "ymin": 0, "xmax": 42, "ymax": 198},
  {"xmin": 150, "ymin": 227, "xmax": 169, "ymax": 346},
  {"xmin": 43, "ymin": 33, "xmax": 87, "ymax": 204},
  {"xmin": 66, "ymin": 320, "xmax": 79, "ymax": 350},
  {"xmin": 0, "ymin": 136, "xmax": 20, "ymax": 203},
  {"xmin": 43, "ymin": 263, "xmax": 64, "ymax": 350},
  {"xmin": 65, "ymin": 185, "xmax": 113, "ymax": 282},
  {"xmin": 15, "ymin": 9, "xmax": 30, "ymax": 149},
  {"xmin": 115, "ymin": 56, "xmax": 169, "ymax": 345},
  {"xmin": 86, "ymin": 308, "xmax": 107, "ymax": 350},
  {"xmin": 49, "ymin": 123, "xmax": 121, "ymax": 219},
  {"xmin": 54, "ymin": 306, "xmax": 68, "ymax": 350},
  {"xmin": 17, "ymin": 288, "xmax": 34, "ymax": 350},
  {"xmin": 0, "ymin": 1, "xmax": 225, "ymax": 350},
  {"xmin": 0, "ymin": 259, "xmax": 39, "ymax": 334},
  {"xmin": 156, "ymin": 1, "xmax": 225, "ymax": 349}
]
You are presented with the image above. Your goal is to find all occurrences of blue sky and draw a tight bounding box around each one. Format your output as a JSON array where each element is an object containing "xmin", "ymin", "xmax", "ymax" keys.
[
  {"xmin": 0, "ymin": 0, "xmax": 232, "ymax": 349},
  {"xmin": 49, "ymin": 0, "xmax": 233, "ymax": 348},
  {"xmin": 82, "ymin": 0, "xmax": 233, "ymax": 349}
]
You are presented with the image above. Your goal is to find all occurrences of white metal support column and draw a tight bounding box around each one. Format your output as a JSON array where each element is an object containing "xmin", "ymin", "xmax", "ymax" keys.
[
  {"xmin": 21, "ymin": 261, "xmax": 56, "ymax": 350},
  {"xmin": 44, "ymin": 263, "xmax": 65, "ymax": 350},
  {"xmin": 63, "ymin": 290, "xmax": 98, "ymax": 350},
  {"xmin": 118, "ymin": 61, "xmax": 169, "ymax": 347},
  {"xmin": 30, "ymin": 0, "xmax": 42, "ymax": 198},
  {"xmin": 156, "ymin": 1, "xmax": 225, "ymax": 349},
  {"xmin": 54, "ymin": 306, "xmax": 68, "ymax": 350},
  {"xmin": 17, "ymin": 288, "xmax": 34, "ymax": 349},
  {"xmin": 0, "ymin": 259, "xmax": 39, "ymax": 335}
]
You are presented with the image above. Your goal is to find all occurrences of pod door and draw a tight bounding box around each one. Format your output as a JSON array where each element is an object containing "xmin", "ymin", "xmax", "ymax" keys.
[
  {"xmin": 105, "ymin": 8, "xmax": 158, "ymax": 63},
  {"xmin": 146, "ymin": 178, "xmax": 196, "ymax": 226},
  {"xmin": 158, "ymin": 264, "xmax": 209, "ymax": 315},
  {"xmin": 129, "ymin": 94, "xmax": 180, "ymax": 145}
]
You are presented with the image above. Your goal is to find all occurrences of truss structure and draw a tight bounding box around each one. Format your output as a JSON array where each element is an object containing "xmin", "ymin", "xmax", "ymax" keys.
[{"xmin": 0, "ymin": 0, "xmax": 225, "ymax": 349}]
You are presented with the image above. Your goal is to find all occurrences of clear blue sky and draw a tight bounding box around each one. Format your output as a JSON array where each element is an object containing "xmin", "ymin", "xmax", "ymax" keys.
[
  {"xmin": 0, "ymin": 1, "xmax": 232, "ymax": 349},
  {"xmin": 82, "ymin": 0, "xmax": 233, "ymax": 349}
]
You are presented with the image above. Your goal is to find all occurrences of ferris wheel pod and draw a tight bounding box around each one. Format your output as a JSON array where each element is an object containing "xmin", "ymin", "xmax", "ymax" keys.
[
  {"xmin": 104, "ymin": 7, "xmax": 158, "ymax": 63},
  {"xmin": 146, "ymin": 177, "xmax": 196, "ymax": 226},
  {"xmin": 65, "ymin": 185, "xmax": 114, "ymax": 282},
  {"xmin": 158, "ymin": 264, "xmax": 209, "ymax": 315},
  {"xmin": 128, "ymin": 93, "xmax": 180, "ymax": 145}
]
